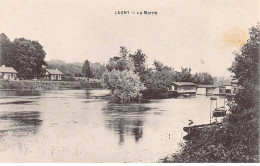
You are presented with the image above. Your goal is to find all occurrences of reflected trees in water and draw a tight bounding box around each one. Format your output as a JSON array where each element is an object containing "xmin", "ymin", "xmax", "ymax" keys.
[{"xmin": 103, "ymin": 103, "xmax": 150, "ymax": 144}]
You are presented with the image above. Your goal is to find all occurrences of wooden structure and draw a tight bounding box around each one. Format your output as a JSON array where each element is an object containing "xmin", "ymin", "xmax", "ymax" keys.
[{"xmin": 169, "ymin": 82, "xmax": 197, "ymax": 95}]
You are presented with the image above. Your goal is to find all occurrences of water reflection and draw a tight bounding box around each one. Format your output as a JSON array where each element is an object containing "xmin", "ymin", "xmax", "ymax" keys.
[
  {"xmin": 103, "ymin": 103, "xmax": 150, "ymax": 144},
  {"xmin": 0, "ymin": 90, "xmax": 41, "ymax": 97},
  {"xmin": 0, "ymin": 111, "xmax": 42, "ymax": 136}
]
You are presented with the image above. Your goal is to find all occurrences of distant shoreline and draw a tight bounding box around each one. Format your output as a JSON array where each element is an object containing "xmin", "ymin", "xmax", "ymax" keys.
[{"xmin": 0, "ymin": 80, "xmax": 104, "ymax": 90}]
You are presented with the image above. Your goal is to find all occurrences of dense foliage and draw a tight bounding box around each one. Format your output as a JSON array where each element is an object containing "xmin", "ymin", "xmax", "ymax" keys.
[
  {"xmin": 228, "ymin": 23, "xmax": 259, "ymax": 112},
  {"xmin": 103, "ymin": 47, "xmax": 145, "ymax": 103},
  {"xmin": 82, "ymin": 60, "xmax": 93, "ymax": 78},
  {"xmin": 0, "ymin": 34, "xmax": 46, "ymax": 79},
  {"xmin": 104, "ymin": 46, "xmax": 216, "ymax": 101},
  {"xmin": 142, "ymin": 62, "xmax": 175, "ymax": 98},
  {"xmin": 160, "ymin": 23, "xmax": 259, "ymax": 163},
  {"xmin": 103, "ymin": 69, "xmax": 145, "ymax": 103}
]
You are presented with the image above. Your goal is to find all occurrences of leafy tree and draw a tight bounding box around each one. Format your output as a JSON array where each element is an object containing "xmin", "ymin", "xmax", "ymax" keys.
[
  {"xmin": 118, "ymin": 46, "xmax": 129, "ymax": 58},
  {"xmin": 103, "ymin": 69, "xmax": 145, "ymax": 103},
  {"xmin": 82, "ymin": 60, "xmax": 93, "ymax": 78},
  {"xmin": 103, "ymin": 47, "xmax": 145, "ymax": 103},
  {"xmin": 0, "ymin": 33, "xmax": 16, "ymax": 67},
  {"xmin": 13, "ymin": 38, "xmax": 46, "ymax": 79},
  {"xmin": 228, "ymin": 23, "xmax": 259, "ymax": 111},
  {"xmin": 129, "ymin": 49, "xmax": 147, "ymax": 74},
  {"xmin": 178, "ymin": 67, "xmax": 192, "ymax": 82},
  {"xmin": 106, "ymin": 47, "xmax": 135, "ymax": 72},
  {"xmin": 142, "ymin": 61, "xmax": 175, "ymax": 98},
  {"xmin": 193, "ymin": 72, "xmax": 214, "ymax": 85},
  {"xmin": 153, "ymin": 60, "xmax": 164, "ymax": 72}
]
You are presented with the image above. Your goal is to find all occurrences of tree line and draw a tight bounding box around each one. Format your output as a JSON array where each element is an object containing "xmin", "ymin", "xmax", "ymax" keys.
[
  {"xmin": 0, "ymin": 33, "xmax": 106, "ymax": 80},
  {"xmin": 46, "ymin": 59, "xmax": 106, "ymax": 79},
  {"xmin": 103, "ymin": 46, "xmax": 215, "ymax": 102}
]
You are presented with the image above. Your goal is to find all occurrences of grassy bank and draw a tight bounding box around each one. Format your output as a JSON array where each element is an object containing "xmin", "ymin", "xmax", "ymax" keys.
[{"xmin": 0, "ymin": 79, "xmax": 104, "ymax": 90}]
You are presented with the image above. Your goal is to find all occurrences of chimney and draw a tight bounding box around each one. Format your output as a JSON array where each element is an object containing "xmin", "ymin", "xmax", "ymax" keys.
[{"xmin": 2, "ymin": 65, "xmax": 5, "ymax": 67}]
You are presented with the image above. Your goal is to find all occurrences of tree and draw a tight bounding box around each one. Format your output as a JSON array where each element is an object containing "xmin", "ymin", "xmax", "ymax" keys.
[
  {"xmin": 129, "ymin": 49, "xmax": 147, "ymax": 74},
  {"xmin": 103, "ymin": 47, "xmax": 145, "ymax": 103},
  {"xmin": 153, "ymin": 60, "xmax": 164, "ymax": 72},
  {"xmin": 228, "ymin": 23, "xmax": 259, "ymax": 111},
  {"xmin": 13, "ymin": 38, "xmax": 46, "ymax": 79},
  {"xmin": 178, "ymin": 67, "xmax": 192, "ymax": 82},
  {"xmin": 0, "ymin": 33, "xmax": 17, "ymax": 67},
  {"xmin": 103, "ymin": 69, "xmax": 145, "ymax": 103},
  {"xmin": 142, "ymin": 61, "xmax": 175, "ymax": 98},
  {"xmin": 193, "ymin": 72, "xmax": 214, "ymax": 85},
  {"xmin": 106, "ymin": 47, "xmax": 135, "ymax": 72},
  {"xmin": 82, "ymin": 60, "xmax": 93, "ymax": 78},
  {"xmin": 118, "ymin": 46, "xmax": 129, "ymax": 58}
]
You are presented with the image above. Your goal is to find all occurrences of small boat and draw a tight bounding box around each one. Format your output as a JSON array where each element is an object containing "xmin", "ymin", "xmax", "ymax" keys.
[
  {"xmin": 213, "ymin": 107, "xmax": 227, "ymax": 117},
  {"xmin": 210, "ymin": 96, "xmax": 217, "ymax": 100},
  {"xmin": 183, "ymin": 94, "xmax": 190, "ymax": 98}
]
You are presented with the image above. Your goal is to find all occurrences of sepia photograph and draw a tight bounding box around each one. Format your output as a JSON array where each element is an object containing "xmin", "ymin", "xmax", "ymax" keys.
[{"xmin": 0, "ymin": 0, "xmax": 259, "ymax": 163}]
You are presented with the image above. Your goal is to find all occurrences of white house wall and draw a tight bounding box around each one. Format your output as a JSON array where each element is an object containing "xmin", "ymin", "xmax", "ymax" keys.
[
  {"xmin": 1, "ymin": 73, "xmax": 16, "ymax": 80},
  {"xmin": 197, "ymin": 88, "xmax": 206, "ymax": 95},
  {"xmin": 177, "ymin": 86, "xmax": 197, "ymax": 94}
]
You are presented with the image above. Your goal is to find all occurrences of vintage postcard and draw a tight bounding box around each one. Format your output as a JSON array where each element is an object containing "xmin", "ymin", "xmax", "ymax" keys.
[{"xmin": 0, "ymin": 0, "xmax": 259, "ymax": 163}]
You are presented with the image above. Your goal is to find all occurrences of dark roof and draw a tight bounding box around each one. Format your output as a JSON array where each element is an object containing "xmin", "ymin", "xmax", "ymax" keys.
[
  {"xmin": 46, "ymin": 69, "xmax": 63, "ymax": 75},
  {"xmin": 172, "ymin": 82, "xmax": 197, "ymax": 86},
  {"xmin": 0, "ymin": 66, "xmax": 17, "ymax": 73},
  {"xmin": 197, "ymin": 85, "xmax": 218, "ymax": 88}
]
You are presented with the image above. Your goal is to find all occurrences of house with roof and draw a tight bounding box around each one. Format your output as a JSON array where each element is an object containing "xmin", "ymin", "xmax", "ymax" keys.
[
  {"xmin": 0, "ymin": 65, "xmax": 18, "ymax": 80},
  {"xmin": 169, "ymin": 82, "xmax": 197, "ymax": 94},
  {"xmin": 44, "ymin": 68, "xmax": 63, "ymax": 81},
  {"xmin": 197, "ymin": 85, "xmax": 219, "ymax": 95}
]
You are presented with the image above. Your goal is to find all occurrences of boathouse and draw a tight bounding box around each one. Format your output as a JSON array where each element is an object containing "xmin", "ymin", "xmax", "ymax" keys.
[
  {"xmin": 0, "ymin": 65, "xmax": 18, "ymax": 80},
  {"xmin": 169, "ymin": 82, "xmax": 197, "ymax": 94},
  {"xmin": 44, "ymin": 68, "xmax": 63, "ymax": 81},
  {"xmin": 196, "ymin": 85, "xmax": 219, "ymax": 95},
  {"xmin": 220, "ymin": 84, "xmax": 233, "ymax": 94}
]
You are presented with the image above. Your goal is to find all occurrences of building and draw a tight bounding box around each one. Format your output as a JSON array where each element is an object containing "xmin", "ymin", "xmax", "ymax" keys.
[
  {"xmin": 196, "ymin": 85, "xmax": 219, "ymax": 95},
  {"xmin": 0, "ymin": 65, "xmax": 18, "ymax": 80},
  {"xmin": 44, "ymin": 69, "xmax": 63, "ymax": 81},
  {"xmin": 220, "ymin": 84, "xmax": 233, "ymax": 94},
  {"xmin": 169, "ymin": 82, "xmax": 197, "ymax": 94}
]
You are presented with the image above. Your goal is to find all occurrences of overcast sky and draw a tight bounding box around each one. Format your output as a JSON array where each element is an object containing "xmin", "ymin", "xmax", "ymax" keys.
[{"xmin": 0, "ymin": 0, "xmax": 259, "ymax": 77}]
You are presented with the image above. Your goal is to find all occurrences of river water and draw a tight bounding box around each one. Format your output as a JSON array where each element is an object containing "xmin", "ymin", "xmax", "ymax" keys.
[{"xmin": 0, "ymin": 89, "xmax": 226, "ymax": 162}]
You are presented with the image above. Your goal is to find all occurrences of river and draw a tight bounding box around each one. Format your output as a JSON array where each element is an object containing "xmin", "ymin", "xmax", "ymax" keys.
[{"xmin": 0, "ymin": 89, "xmax": 226, "ymax": 162}]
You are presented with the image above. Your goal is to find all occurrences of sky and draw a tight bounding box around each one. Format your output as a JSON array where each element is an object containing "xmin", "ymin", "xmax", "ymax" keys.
[{"xmin": 0, "ymin": 0, "xmax": 259, "ymax": 77}]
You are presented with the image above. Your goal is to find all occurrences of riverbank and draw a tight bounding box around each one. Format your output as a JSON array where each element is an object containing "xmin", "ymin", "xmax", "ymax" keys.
[
  {"xmin": 0, "ymin": 79, "xmax": 104, "ymax": 90},
  {"xmin": 159, "ymin": 108, "xmax": 259, "ymax": 163}
]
